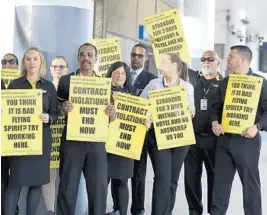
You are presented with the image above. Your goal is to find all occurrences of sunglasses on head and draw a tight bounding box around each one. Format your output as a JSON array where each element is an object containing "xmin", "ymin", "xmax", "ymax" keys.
[
  {"xmin": 131, "ymin": 52, "xmax": 145, "ymax": 59},
  {"xmin": 51, "ymin": 65, "xmax": 66, "ymax": 70},
  {"xmin": 200, "ymin": 57, "xmax": 216, "ymax": 62},
  {"xmin": 78, "ymin": 52, "xmax": 95, "ymax": 58},
  {"xmin": 1, "ymin": 59, "xmax": 17, "ymax": 66}
]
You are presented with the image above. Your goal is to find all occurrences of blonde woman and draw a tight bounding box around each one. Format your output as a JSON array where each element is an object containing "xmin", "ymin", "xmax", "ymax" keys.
[
  {"xmin": 141, "ymin": 53, "xmax": 195, "ymax": 215},
  {"xmin": 3, "ymin": 47, "xmax": 58, "ymax": 215}
]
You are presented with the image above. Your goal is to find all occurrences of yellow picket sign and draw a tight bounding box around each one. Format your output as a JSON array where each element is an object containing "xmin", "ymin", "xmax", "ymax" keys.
[
  {"xmin": 1, "ymin": 69, "xmax": 21, "ymax": 88},
  {"xmin": 91, "ymin": 37, "xmax": 122, "ymax": 77},
  {"xmin": 66, "ymin": 76, "xmax": 111, "ymax": 142},
  {"xmin": 1, "ymin": 89, "xmax": 43, "ymax": 156},
  {"xmin": 222, "ymin": 74, "xmax": 263, "ymax": 134},
  {"xmin": 50, "ymin": 116, "xmax": 66, "ymax": 168},
  {"xmin": 144, "ymin": 8, "xmax": 190, "ymax": 68},
  {"xmin": 149, "ymin": 86, "xmax": 195, "ymax": 150},
  {"xmin": 106, "ymin": 93, "xmax": 149, "ymax": 160}
]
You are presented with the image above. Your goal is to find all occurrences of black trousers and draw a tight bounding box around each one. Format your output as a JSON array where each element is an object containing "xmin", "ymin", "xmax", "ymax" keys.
[
  {"xmin": 1, "ymin": 157, "xmax": 19, "ymax": 215},
  {"xmin": 57, "ymin": 141, "xmax": 107, "ymax": 215},
  {"xmin": 148, "ymin": 140, "xmax": 189, "ymax": 215},
  {"xmin": 4, "ymin": 185, "xmax": 40, "ymax": 215},
  {"xmin": 184, "ymin": 135, "xmax": 217, "ymax": 215},
  {"xmin": 211, "ymin": 134, "xmax": 262, "ymax": 215},
  {"xmin": 131, "ymin": 135, "xmax": 148, "ymax": 214},
  {"xmin": 109, "ymin": 178, "xmax": 129, "ymax": 215}
]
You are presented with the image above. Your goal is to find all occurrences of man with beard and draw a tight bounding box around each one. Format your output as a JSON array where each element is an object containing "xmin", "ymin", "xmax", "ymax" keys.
[
  {"xmin": 184, "ymin": 50, "xmax": 222, "ymax": 215},
  {"xmin": 56, "ymin": 43, "xmax": 115, "ymax": 215}
]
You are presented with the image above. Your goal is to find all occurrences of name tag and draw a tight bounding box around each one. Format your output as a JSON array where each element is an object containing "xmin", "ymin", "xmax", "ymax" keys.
[{"xmin": 200, "ymin": 99, "xmax": 208, "ymax": 111}]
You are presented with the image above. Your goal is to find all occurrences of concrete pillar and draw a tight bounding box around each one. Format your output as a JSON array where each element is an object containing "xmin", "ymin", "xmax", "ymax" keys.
[
  {"xmin": 182, "ymin": 0, "xmax": 215, "ymax": 69},
  {"xmin": 0, "ymin": 0, "xmax": 15, "ymax": 58},
  {"xmin": 14, "ymin": 0, "xmax": 94, "ymax": 78}
]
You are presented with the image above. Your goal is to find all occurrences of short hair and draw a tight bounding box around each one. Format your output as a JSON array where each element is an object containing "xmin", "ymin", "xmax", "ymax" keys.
[
  {"xmin": 106, "ymin": 61, "xmax": 133, "ymax": 93},
  {"xmin": 20, "ymin": 47, "xmax": 46, "ymax": 78},
  {"xmin": 132, "ymin": 43, "xmax": 148, "ymax": 57},
  {"xmin": 52, "ymin": 56, "xmax": 69, "ymax": 68},
  {"xmin": 78, "ymin": 43, "xmax": 98, "ymax": 57},
  {"xmin": 3, "ymin": 53, "xmax": 19, "ymax": 65},
  {"xmin": 230, "ymin": 45, "xmax": 253, "ymax": 62}
]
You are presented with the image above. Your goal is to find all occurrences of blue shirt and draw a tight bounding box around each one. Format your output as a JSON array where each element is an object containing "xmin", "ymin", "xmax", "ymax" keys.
[{"xmin": 140, "ymin": 77, "xmax": 195, "ymax": 107}]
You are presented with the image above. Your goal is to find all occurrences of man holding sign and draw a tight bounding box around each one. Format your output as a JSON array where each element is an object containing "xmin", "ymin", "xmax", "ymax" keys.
[
  {"xmin": 56, "ymin": 43, "xmax": 115, "ymax": 215},
  {"xmin": 211, "ymin": 45, "xmax": 267, "ymax": 215},
  {"xmin": 130, "ymin": 43, "xmax": 157, "ymax": 215}
]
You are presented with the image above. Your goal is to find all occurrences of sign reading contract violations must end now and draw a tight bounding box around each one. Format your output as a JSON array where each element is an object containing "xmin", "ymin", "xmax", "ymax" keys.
[
  {"xmin": 91, "ymin": 37, "xmax": 122, "ymax": 77},
  {"xmin": 106, "ymin": 93, "xmax": 149, "ymax": 160},
  {"xmin": 67, "ymin": 76, "xmax": 111, "ymax": 142},
  {"xmin": 144, "ymin": 8, "xmax": 190, "ymax": 68},
  {"xmin": 222, "ymin": 74, "xmax": 263, "ymax": 134},
  {"xmin": 50, "ymin": 116, "xmax": 66, "ymax": 168},
  {"xmin": 1, "ymin": 68, "xmax": 21, "ymax": 88},
  {"xmin": 1, "ymin": 89, "xmax": 43, "ymax": 156},
  {"xmin": 149, "ymin": 86, "xmax": 195, "ymax": 150}
]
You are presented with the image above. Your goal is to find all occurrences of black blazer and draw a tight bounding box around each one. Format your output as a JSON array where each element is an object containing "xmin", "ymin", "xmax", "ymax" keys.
[{"xmin": 133, "ymin": 70, "xmax": 157, "ymax": 96}]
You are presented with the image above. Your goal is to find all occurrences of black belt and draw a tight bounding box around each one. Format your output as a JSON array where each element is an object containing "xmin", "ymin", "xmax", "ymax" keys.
[{"xmin": 196, "ymin": 132, "xmax": 214, "ymax": 137}]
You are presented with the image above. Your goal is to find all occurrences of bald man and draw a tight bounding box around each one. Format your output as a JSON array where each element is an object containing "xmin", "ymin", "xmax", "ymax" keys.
[{"xmin": 184, "ymin": 50, "xmax": 222, "ymax": 215}]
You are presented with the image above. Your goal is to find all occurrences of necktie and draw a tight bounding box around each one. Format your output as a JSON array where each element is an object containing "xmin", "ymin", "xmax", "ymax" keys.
[{"xmin": 131, "ymin": 71, "xmax": 137, "ymax": 85}]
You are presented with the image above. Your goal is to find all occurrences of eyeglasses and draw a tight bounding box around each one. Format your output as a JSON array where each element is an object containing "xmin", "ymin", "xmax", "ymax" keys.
[
  {"xmin": 200, "ymin": 57, "xmax": 216, "ymax": 63},
  {"xmin": 1, "ymin": 59, "xmax": 17, "ymax": 66},
  {"xmin": 51, "ymin": 65, "xmax": 66, "ymax": 70},
  {"xmin": 78, "ymin": 52, "xmax": 95, "ymax": 58},
  {"xmin": 131, "ymin": 52, "xmax": 145, "ymax": 59}
]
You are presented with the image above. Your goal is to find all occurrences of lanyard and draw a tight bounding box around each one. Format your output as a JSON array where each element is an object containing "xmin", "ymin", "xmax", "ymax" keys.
[{"xmin": 203, "ymin": 80, "xmax": 216, "ymax": 99}]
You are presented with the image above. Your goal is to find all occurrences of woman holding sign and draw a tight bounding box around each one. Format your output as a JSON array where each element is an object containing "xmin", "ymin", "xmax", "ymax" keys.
[
  {"xmin": 105, "ymin": 61, "xmax": 134, "ymax": 215},
  {"xmin": 1, "ymin": 53, "xmax": 20, "ymax": 215},
  {"xmin": 3, "ymin": 47, "xmax": 58, "ymax": 215},
  {"xmin": 141, "ymin": 53, "xmax": 195, "ymax": 215}
]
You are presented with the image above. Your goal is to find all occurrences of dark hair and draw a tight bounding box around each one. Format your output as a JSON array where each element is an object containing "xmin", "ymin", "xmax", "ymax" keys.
[
  {"xmin": 166, "ymin": 53, "xmax": 189, "ymax": 82},
  {"xmin": 52, "ymin": 56, "xmax": 69, "ymax": 68},
  {"xmin": 132, "ymin": 43, "xmax": 148, "ymax": 57},
  {"xmin": 3, "ymin": 53, "xmax": 19, "ymax": 65},
  {"xmin": 78, "ymin": 43, "xmax": 98, "ymax": 57},
  {"xmin": 106, "ymin": 61, "xmax": 133, "ymax": 93},
  {"xmin": 230, "ymin": 45, "xmax": 252, "ymax": 62}
]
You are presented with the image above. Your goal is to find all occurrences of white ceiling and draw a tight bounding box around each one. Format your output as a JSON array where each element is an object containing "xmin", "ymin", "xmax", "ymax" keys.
[{"xmin": 216, "ymin": 0, "xmax": 267, "ymax": 37}]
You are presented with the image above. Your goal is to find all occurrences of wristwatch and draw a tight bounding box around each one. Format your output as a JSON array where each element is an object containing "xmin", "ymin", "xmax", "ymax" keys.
[{"xmin": 256, "ymin": 123, "xmax": 262, "ymax": 131}]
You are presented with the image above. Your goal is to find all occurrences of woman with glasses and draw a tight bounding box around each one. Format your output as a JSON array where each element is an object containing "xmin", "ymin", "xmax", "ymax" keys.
[
  {"xmin": 42, "ymin": 56, "xmax": 88, "ymax": 215},
  {"xmin": 1, "ymin": 53, "xmax": 20, "ymax": 215},
  {"xmin": 105, "ymin": 61, "xmax": 134, "ymax": 215},
  {"xmin": 1, "ymin": 53, "xmax": 19, "ymax": 70},
  {"xmin": 3, "ymin": 47, "xmax": 58, "ymax": 215}
]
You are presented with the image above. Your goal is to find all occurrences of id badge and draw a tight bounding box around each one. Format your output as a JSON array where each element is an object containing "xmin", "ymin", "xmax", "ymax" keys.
[{"xmin": 200, "ymin": 99, "xmax": 208, "ymax": 111}]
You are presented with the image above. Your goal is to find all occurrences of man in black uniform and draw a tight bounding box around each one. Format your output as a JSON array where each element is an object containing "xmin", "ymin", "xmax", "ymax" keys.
[
  {"xmin": 211, "ymin": 45, "xmax": 267, "ymax": 215},
  {"xmin": 130, "ymin": 44, "xmax": 157, "ymax": 215},
  {"xmin": 184, "ymin": 50, "xmax": 222, "ymax": 215},
  {"xmin": 56, "ymin": 43, "xmax": 115, "ymax": 215}
]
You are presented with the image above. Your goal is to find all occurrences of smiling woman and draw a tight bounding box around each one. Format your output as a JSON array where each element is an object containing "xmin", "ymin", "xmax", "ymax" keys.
[{"xmin": 3, "ymin": 47, "xmax": 58, "ymax": 215}]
